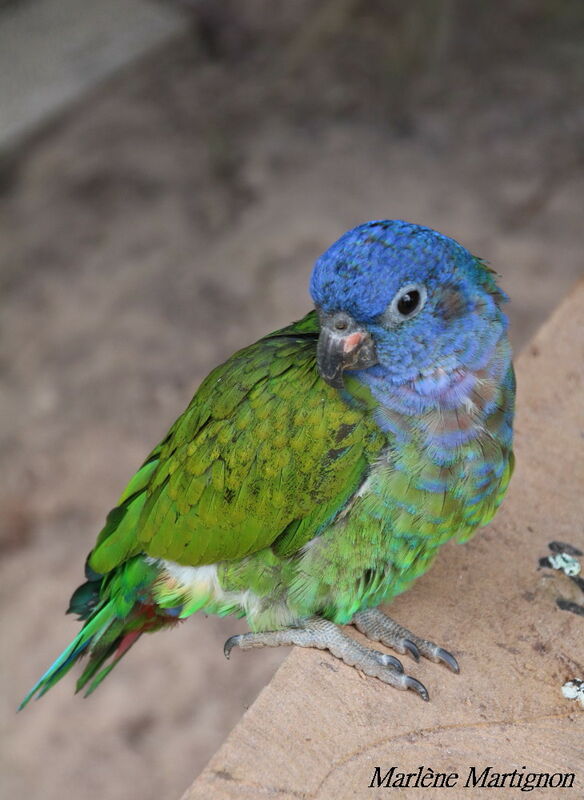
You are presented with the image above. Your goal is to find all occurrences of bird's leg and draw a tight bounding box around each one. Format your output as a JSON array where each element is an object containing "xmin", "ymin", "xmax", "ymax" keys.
[
  {"xmin": 224, "ymin": 616, "xmax": 430, "ymax": 700},
  {"xmin": 352, "ymin": 608, "xmax": 459, "ymax": 673}
]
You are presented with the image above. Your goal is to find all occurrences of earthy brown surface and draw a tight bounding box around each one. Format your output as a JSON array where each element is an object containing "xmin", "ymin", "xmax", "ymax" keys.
[
  {"xmin": 184, "ymin": 283, "xmax": 584, "ymax": 799},
  {"xmin": 1, "ymin": 7, "xmax": 584, "ymax": 800}
]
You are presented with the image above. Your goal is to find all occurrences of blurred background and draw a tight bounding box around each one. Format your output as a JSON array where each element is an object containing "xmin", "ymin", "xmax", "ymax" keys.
[{"xmin": 1, "ymin": 1, "xmax": 583, "ymax": 798}]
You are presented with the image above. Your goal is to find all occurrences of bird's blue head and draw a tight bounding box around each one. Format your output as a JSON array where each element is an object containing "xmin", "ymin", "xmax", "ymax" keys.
[{"xmin": 310, "ymin": 220, "xmax": 509, "ymax": 394}]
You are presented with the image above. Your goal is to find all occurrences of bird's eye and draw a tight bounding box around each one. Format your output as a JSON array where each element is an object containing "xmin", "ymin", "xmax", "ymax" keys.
[
  {"xmin": 384, "ymin": 283, "xmax": 427, "ymax": 324},
  {"xmin": 333, "ymin": 314, "xmax": 349, "ymax": 331},
  {"xmin": 397, "ymin": 290, "xmax": 420, "ymax": 316}
]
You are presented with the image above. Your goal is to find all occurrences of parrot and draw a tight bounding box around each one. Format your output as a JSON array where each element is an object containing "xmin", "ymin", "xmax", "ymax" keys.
[{"xmin": 20, "ymin": 219, "xmax": 514, "ymax": 706}]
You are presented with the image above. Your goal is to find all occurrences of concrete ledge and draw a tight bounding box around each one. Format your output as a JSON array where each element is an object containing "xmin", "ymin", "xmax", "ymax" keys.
[{"xmin": 182, "ymin": 282, "xmax": 584, "ymax": 799}]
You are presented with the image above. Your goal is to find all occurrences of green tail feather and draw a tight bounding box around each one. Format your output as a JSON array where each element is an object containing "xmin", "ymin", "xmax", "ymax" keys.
[
  {"xmin": 20, "ymin": 557, "xmax": 165, "ymax": 709},
  {"xmin": 19, "ymin": 604, "xmax": 112, "ymax": 709}
]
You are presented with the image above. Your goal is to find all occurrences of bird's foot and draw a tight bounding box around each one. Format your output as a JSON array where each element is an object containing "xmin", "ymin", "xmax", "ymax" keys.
[
  {"xmin": 224, "ymin": 616, "xmax": 429, "ymax": 700},
  {"xmin": 352, "ymin": 608, "xmax": 459, "ymax": 673}
]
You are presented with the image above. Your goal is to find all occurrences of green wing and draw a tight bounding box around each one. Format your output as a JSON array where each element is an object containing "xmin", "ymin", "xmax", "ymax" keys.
[{"xmin": 89, "ymin": 311, "xmax": 384, "ymax": 574}]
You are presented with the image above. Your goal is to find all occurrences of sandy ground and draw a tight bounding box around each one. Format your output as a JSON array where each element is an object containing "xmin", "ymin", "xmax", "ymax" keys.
[{"xmin": 1, "ymin": 7, "xmax": 583, "ymax": 800}]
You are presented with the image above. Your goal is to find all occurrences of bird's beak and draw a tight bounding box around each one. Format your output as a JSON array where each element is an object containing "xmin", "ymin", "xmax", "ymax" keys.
[{"xmin": 317, "ymin": 312, "xmax": 378, "ymax": 388}]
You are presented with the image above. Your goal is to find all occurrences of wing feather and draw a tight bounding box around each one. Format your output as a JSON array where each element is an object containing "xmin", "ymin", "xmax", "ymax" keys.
[{"xmin": 89, "ymin": 312, "xmax": 382, "ymax": 574}]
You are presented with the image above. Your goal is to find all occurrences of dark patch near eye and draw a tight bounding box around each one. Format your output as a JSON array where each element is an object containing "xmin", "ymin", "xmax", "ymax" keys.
[
  {"xmin": 335, "ymin": 422, "xmax": 357, "ymax": 443},
  {"xmin": 437, "ymin": 285, "xmax": 467, "ymax": 321}
]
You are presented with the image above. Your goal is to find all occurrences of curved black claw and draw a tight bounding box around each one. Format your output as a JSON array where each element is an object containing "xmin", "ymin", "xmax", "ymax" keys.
[
  {"xmin": 375, "ymin": 652, "xmax": 404, "ymax": 673},
  {"xmin": 224, "ymin": 635, "xmax": 241, "ymax": 659},
  {"xmin": 403, "ymin": 638, "xmax": 421, "ymax": 662},
  {"xmin": 405, "ymin": 675, "xmax": 429, "ymax": 701},
  {"xmin": 436, "ymin": 647, "xmax": 459, "ymax": 673}
]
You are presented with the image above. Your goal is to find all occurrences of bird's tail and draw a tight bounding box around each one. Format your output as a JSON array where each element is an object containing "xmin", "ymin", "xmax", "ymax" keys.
[{"xmin": 19, "ymin": 557, "xmax": 177, "ymax": 708}]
